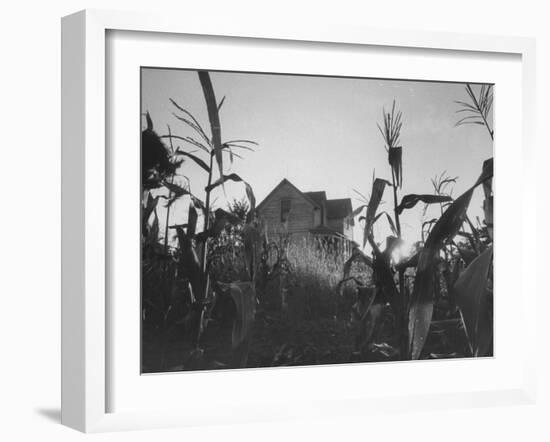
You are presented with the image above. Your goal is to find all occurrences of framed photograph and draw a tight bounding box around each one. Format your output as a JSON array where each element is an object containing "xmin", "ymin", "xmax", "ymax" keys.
[{"xmin": 61, "ymin": 9, "xmax": 537, "ymax": 432}]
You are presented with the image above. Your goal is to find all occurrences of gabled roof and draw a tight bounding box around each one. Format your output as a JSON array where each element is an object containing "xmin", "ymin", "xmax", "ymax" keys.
[
  {"xmin": 256, "ymin": 178, "xmax": 353, "ymax": 224},
  {"xmin": 326, "ymin": 198, "xmax": 353, "ymax": 220},
  {"xmin": 256, "ymin": 178, "xmax": 321, "ymax": 212},
  {"xmin": 303, "ymin": 191, "xmax": 327, "ymax": 207}
]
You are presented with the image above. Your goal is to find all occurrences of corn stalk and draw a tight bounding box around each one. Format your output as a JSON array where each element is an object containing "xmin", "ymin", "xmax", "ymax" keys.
[{"xmin": 160, "ymin": 71, "xmax": 260, "ymax": 367}]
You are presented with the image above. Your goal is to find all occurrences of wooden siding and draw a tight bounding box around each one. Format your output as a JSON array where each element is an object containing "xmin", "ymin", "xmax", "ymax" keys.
[{"xmin": 258, "ymin": 181, "xmax": 317, "ymax": 237}]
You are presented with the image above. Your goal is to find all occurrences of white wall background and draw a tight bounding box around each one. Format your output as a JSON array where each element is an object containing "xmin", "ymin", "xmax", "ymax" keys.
[{"xmin": 0, "ymin": 0, "xmax": 547, "ymax": 440}]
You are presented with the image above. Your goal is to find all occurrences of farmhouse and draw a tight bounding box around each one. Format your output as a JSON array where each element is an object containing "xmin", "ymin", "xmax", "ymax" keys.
[{"xmin": 256, "ymin": 178, "xmax": 355, "ymax": 252}]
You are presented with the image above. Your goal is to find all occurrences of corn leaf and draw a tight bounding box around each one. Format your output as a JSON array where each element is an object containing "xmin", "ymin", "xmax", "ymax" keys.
[
  {"xmin": 455, "ymin": 246, "xmax": 479, "ymax": 266},
  {"xmin": 174, "ymin": 149, "xmax": 210, "ymax": 173},
  {"xmin": 408, "ymin": 157, "xmax": 493, "ymax": 359},
  {"xmin": 455, "ymin": 84, "xmax": 494, "ymax": 139},
  {"xmin": 173, "ymin": 226, "xmax": 205, "ymax": 300},
  {"xmin": 169, "ymin": 98, "xmax": 212, "ymax": 148},
  {"xmin": 409, "ymin": 190, "xmax": 476, "ymax": 359},
  {"xmin": 473, "ymin": 157, "xmax": 493, "ymax": 188},
  {"xmin": 148, "ymin": 209, "xmax": 159, "ymax": 242},
  {"xmin": 218, "ymin": 281, "xmax": 257, "ymax": 368},
  {"xmin": 245, "ymin": 182, "xmax": 256, "ymax": 214},
  {"xmin": 363, "ymin": 178, "xmax": 391, "ymax": 247},
  {"xmin": 408, "ymin": 248, "xmax": 438, "ymax": 359},
  {"xmin": 224, "ymin": 139, "xmax": 259, "ymax": 147},
  {"xmin": 187, "ymin": 202, "xmax": 198, "ymax": 236},
  {"xmin": 482, "ymin": 165, "xmax": 493, "ymax": 239},
  {"xmin": 355, "ymin": 288, "xmax": 382, "ymax": 351},
  {"xmin": 206, "ymin": 173, "xmax": 244, "ymax": 192},
  {"xmin": 243, "ymin": 221, "xmax": 262, "ymax": 281},
  {"xmin": 372, "ymin": 246, "xmax": 400, "ymax": 317},
  {"xmin": 424, "ymin": 189, "xmax": 475, "ymax": 250},
  {"xmin": 217, "ymin": 95, "xmax": 226, "ymax": 113},
  {"xmin": 454, "ymin": 246, "xmax": 493, "ymax": 356},
  {"xmin": 388, "ymin": 146, "xmax": 403, "ymax": 188},
  {"xmin": 145, "ymin": 111, "xmax": 153, "ymax": 130},
  {"xmin": 142, "ymin": 193, "xmax": 159, "ymax": 233},
  {"xmin": 205, "ymin": 173, "xmax": 256, "ymax": 218},
  {"xmin": 163, "ymin": 181, "xmax": 191, "ymax": 199},
  {"xmin": 351, "ymin": 204, "xmax": 368, "ymax": 218},
  {"xmin": 161, "ymin": 134, "xmax": 210, "ymax": 154},
  {"xmin": 373, "ymin": 210, "xmax": 397, "ymax": 235},
  {"xmin": 190, "ymin": 195, "xmax": 207, "ymax": 217},
  {"xmin": 198, "ymin": 71, "xmax": 223, "ymax": 179},
  {"xmin": 396, "ymin": 194, "xmax": 453, "ymax": 215}
]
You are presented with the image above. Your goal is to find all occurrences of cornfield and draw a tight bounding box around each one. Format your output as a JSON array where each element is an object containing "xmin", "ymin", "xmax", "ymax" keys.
[{"xmin": 141, "ymin": 70, "xmax": 493, "ymax": 372}]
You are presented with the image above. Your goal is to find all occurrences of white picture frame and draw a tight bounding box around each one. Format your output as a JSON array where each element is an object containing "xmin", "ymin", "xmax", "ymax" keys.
[{"xmin": 61, "ymin": 9, "xmax": 537, "ymax": 433}]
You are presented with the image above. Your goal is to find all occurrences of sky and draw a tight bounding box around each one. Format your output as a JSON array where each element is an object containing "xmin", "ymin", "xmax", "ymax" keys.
[{"xmin": 141, "ymin": 68, "xmax": 493, "ymax": 252}]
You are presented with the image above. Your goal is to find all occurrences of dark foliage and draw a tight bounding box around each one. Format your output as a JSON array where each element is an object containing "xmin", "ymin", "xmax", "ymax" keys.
[{"xmin": 142, "ymin": 113, "xmax": 177, "ymax": 189}]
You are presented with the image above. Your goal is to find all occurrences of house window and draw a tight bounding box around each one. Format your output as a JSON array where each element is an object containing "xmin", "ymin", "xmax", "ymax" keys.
[{"xmin": 281, "ymin": 198, "xmax": 291, "ymax": 222}]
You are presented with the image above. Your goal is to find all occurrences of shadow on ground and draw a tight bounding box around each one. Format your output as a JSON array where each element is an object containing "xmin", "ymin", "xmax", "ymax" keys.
[{"xmin": 35, "ymin": 408, "xmax": 61, "ymax": 423}]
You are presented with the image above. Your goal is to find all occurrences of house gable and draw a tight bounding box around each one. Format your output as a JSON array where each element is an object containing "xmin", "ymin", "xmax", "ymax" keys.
[
  {"xmin": 256, "ymin": 179, "xmax": 321, "ymax": 236},
  {"xmin": 256, "ymin": 179, "xmax": 320, "ymax": 212},
  {"xmin": 256, "ymin": 179, "xmax": 354, "ymax": 241}
]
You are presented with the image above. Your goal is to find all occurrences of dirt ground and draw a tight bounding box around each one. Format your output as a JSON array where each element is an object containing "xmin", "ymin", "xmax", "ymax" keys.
[{"xmin": 142, "ymin": 301, "xmax": 471, "ymax": 374}]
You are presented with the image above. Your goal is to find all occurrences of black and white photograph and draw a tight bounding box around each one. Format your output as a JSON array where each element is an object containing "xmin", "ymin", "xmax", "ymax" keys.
[
  {"xmin": 3, "ymin": 0, "xmax": 549, "ymax": 439},
  {"xmin": 141, "ymin": 68, "xmax": 494, "ymax": 373}
]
